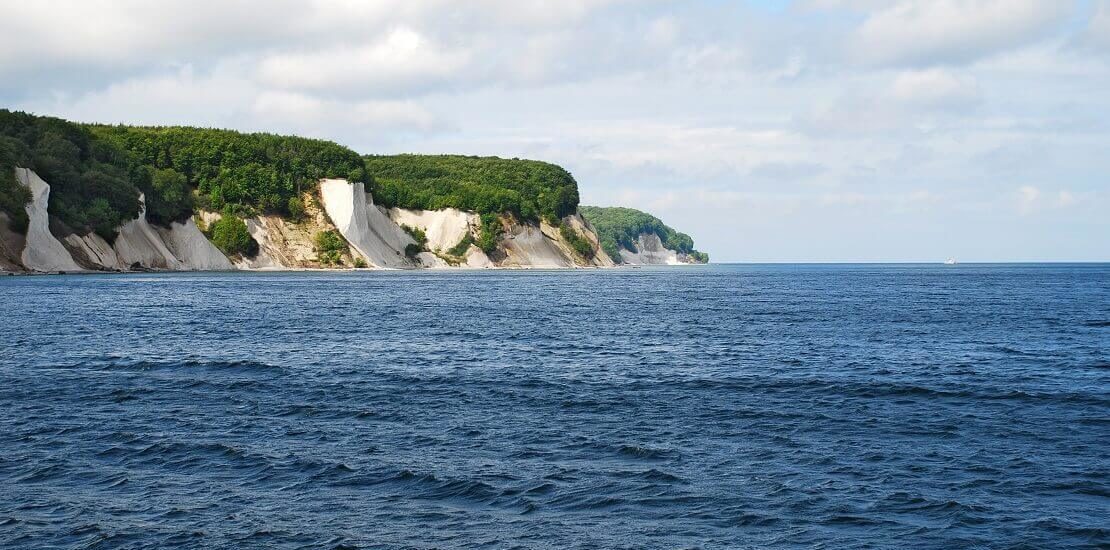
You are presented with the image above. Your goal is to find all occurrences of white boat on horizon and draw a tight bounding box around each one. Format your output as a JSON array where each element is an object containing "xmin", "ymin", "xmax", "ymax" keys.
[{"xmin": 944, "ymin": 258, "xmax": 958, "ymax": 265}]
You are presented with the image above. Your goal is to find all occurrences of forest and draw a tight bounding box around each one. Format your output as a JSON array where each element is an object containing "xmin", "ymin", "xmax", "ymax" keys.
[
  {"xmin": 89, "ymin": 125, "xmax": 368, "ymax": 224},
  {"xmin": 1, "ymin": 110, "xmax": 370, "ymax": 240},
  {"xmin": 0, "ymin": 110, "xmax": 139, "ymax": 238},
  {"xmin": 580, "ymin": 206, "xmax": 708, "ymax": 263},
  {"xmin": 363, "ymin": 154, "xmax": 580, "ymax": 223}
]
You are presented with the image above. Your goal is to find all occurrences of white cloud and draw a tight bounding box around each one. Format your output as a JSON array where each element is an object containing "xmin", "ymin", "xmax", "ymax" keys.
[
  {"xmin": 1056, "ymin": 190, "xmax": 1076, "ymax": 207},
  {"xmin": 0, "ymin": 0, "xmax": 625, "ymax": 92},
  {"xmin": 854, "ymin": 0, "xmax": 1072, "ymax": 67},
  {"xmin": 15, "ymin": 64, "xmax": 256, "ymax": 126},
  {"xmin": 257, "ymin": 27, "xmax": 471, "ymax": 97},
  {"xmin": 15, "ymin": 64, "xmax": 445, "ymax": 142},
  {"xmin": 889, "ymin": 69, "xmax": 982, "ymax": 109},
  {"xmin": 1018, "ymin": 184, "xmax": 1042, "ymax": 213},
  {"xmin": 0, "ymin": 1, "xmax": 303, "ymax": 75},
  {"xmin": 253, "ymin": 92, "xmax": 441, "ymax": 134},
  {"xmin": 1016, "ymin": 185, "xmax": 1083, "ymax": 214},
  {"xmin": 1080, "ymin": 0, "xmax": 1110, "ymax": 52}
]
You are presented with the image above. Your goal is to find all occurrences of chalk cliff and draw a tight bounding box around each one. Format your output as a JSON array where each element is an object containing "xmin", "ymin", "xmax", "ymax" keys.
[{"xmin": 2, "ymin": 169, "xmax": 624, "ymax": 273}]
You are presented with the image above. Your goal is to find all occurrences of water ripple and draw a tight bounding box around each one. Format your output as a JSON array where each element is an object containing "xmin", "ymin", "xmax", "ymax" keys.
[{"xmin": 1, "ymin": 264, "xmax": 1108, "ymax": 548}]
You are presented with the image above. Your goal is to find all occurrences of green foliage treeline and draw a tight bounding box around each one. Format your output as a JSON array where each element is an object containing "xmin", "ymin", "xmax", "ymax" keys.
[
  {"xmin": 579, "ymin": 206, "xmax": 708, "ymax": 263},
  {"xmin": 2, "ymin": 111, "xmax": 608, "ymax": 264},
  {"xmin": 363, "ymin": 154, "xmax": 580, "ymax": 223},
  {"xmin": 0, "ymin": 109, "xmax": 139, "ymax": 237},
  {"xmin": 89, "ymin": 125, "xmax": 368, "ymax": 223},
  {"xmin": 0, "ymin": 110, "xmax": 370, "ymax": 241}
]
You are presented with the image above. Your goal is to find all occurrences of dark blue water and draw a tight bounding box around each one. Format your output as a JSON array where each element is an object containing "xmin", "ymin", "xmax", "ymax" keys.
[{"xmin": 1, "ymin": 264, "xmax": 1108, "ymax": 549}]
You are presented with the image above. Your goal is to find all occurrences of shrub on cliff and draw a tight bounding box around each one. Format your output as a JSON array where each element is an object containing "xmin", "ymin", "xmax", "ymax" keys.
[
  {"xmin": 287, "ymin": 196, "xmax": 306, "ymax": 222},
  {"xmin": 476, "ymin": 213, "xmax": 501, "ymax": 253},
  {"xmin": 447, "ymin": 233, "xmax": 475, "ymax": 257},
  {"xmin": 559, "ymin": 223, "xmax": 594, "ymax": 259},
  {"xmin": 400, "ymin": 224, "xmax": 427, "ymax": 249},
  {"xmin": 209, "ymin": 211, "xmax": 257, "ymax": 257},
  {"xmin": 314, "ymin": 229, "xmax": 348, "ymax": 265}
]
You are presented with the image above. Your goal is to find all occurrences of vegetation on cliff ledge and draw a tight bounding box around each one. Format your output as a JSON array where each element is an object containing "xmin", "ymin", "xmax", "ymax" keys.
[{"xmin": 580, "ymin": 206, "xmax": 708, "ymax": 263}]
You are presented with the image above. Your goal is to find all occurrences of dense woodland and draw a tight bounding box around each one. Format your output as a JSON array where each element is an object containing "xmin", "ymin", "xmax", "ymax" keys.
[
  {"xmin": 90, "ymin": 125, "xmax": 368, "ymax": 224},
  {"xmin": 0, "ymin": 110, "xmax": 370, "ymax": 242},
  {"xmin": 363, "ymin": 154, "xmax": 580, "ymax": 222},
  {"xmin": 580, "ymin": 206, "xmax": 708, "ymax": 263},
  {"xmin": 0, "ymin": 110, "xmax": 139, "ymax": 237}
]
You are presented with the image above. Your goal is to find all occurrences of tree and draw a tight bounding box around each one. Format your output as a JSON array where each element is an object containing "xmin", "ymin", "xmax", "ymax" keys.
[
  {"xmin": 208, "ymin": 210, "xmax": 257, "ymax": 257},
  {"xmin": 148, "ymin": 167, "xmax": 192, "ymax": 225}
]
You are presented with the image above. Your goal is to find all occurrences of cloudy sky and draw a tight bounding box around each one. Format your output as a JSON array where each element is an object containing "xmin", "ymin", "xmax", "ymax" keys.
[{"xmin": 2, "ymin": 0, "xmax": 1108, "ymax": 261}]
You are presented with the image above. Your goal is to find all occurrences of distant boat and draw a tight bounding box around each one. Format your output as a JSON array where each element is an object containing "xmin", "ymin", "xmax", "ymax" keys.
[{"xmin": 944, "ymin": 258, "xmax": 957, "ymax": 265}]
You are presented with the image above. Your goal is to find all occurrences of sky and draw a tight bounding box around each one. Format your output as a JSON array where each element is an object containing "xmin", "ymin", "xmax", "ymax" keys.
[{"xmin": 2, "ymin": 0, "xmax": 1108, "ymax": 262}]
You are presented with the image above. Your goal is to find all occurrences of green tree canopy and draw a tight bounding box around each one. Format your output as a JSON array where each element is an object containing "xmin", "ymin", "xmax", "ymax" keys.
[
  {"xmin": 0, "ymin": 109, "xmax": 139, "ymax": 237},
  {"xmin": 90, "ymin": 125, "xmax": 368, "ymax": 218},
  {"xmin": 580, "ymin": 205, "xmax": 707, "ymax": 263},
  {"xmin": 363, "ymin": 154, "xmax": 580, "ymax": 222}
]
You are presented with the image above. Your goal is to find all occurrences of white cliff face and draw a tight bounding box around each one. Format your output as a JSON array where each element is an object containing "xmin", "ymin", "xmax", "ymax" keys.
[
  {"xmin": 65, "ymin": 196, "xmax": 232, "ymax": 271},
  {"xmin": 388, "ymin": 207, "xmax": 477, "ymax": 253},
  {"xmin": 464, "ymin": 245, "xmax": 493, "ymax": 268},
  {"xmin": 618, "ymin": 233, "xmax": 683, "ymax": 265},
  {"xmin": 156, "ymin": 219, "xmax": 233, "ymax": 271},
  {"xmin": 319, "ymin": 179, "xmax": 413, "ymax": 268},
  {"xmin": 112, "ymin": 195, "xmax": 182, "ymax": 269},
  {"xmin": 13, "ymin": 168, "xmax": 234, "ymax": 272},
  {"xmin": 496, "ymin": 215, "xmax": 612, "ymax": 268},
  {"xmin": 64, "ymin": 232, "xmax": 120, "ymax": 269},
  {"xmin": 237, "ymin": 216, "xmax": 298, "ymax": 270},
  {"xmin": 9, "ymin": 170, "xmax": 621, "ymax": 272},
  {"xmin": 500, "ymin": 222, "xmax": 575, "ymax": 268},
  {"xmin": 556, "ymin": 214, "xmax": 615, "ymax": 267},
  {"xmin": 415, "ymin": 251, "xmax": 450, "ymax": 268},
  {"xmin": 16, "ymin": 168, "xmax": 82, "ymax": 272}
]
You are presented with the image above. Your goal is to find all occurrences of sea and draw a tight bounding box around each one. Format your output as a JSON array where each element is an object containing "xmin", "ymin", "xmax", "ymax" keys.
[{"xmin": 1, "ymin": 264, "xmax": 1107, "ymax": 549}]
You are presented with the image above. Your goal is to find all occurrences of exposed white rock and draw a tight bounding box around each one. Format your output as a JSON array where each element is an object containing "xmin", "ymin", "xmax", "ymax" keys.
[
  {"xmin": 64, "ymin": 232, "xmax": 121, "ymax": 269},
  {"xmin": 618, "ymin": 233, "xmax": 683, "ymax": 265},
  {"xmin": 9, "ymin": 170, "xmax": 631, "ymax": 272},
  {"xmin": 389, "ymin": 207, "xmax": 477, "ymax": 252},
  {"xmin": 111, "ymin": 194, "xmax": 183, "ymax": 270},
  {"xmin": 319, "ymin": 179, "xmax": 413, "ymax": 268},
  {"xmin": 499, "ymin": 222, "xmax": 574, "ymax": 268},
  {"xmin": 62, "ymin": 198, "xmax": 232, "ymax": 271},
  {"xmin": 15, "ymin": 168, "xmax": 82, "ymax": 272},
  {"xmin": 563, "ymin": 214, "xmax": 615, "ymax": 267},
  {"xmin": 464, "ymin": 245, "xmax": 493, "ymax": 268},
  {"xmin": 416, "ymin": 251, "xmax": 450, "ymax": 268},
  {"xmin": 155, "ymin": 218, "xmax": 233, "ymax": 271},
  {"xmin": 237, "ymin": 216, "xmax": 293, "ymax": 270}
]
